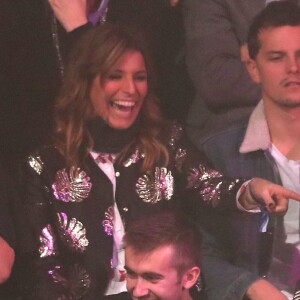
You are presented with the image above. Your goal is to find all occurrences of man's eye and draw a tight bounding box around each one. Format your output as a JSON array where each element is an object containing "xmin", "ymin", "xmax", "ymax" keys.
[
  {"xmin": 143, "ymin": 275, "xmax": 160, "ymax": 283},
  {"xmin": 269, "ymin": 55, "xmax": 283, "ymax": 61},
  {"xmin": 126, "ymin": 270, "xmax": 136, "ymax": 278}
]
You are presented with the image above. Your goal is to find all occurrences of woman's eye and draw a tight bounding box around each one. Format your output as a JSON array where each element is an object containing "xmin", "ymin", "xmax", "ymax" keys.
[
  {"xmin": 107, "ymin": 74, "xmax": 122, "ymax": 80},
  {"xmin": 134, "ymin": 75, "xmax": 147, "ymax": 82}
]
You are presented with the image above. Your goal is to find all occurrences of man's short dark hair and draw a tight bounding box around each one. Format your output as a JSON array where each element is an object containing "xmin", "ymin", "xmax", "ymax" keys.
[
  {"xmin": 247, "ymin": 0, "xmax": 300, "ymax": 59},
  {"xmin": 124, "ymin": 211, "xmax": 202, "ymax": 276}
]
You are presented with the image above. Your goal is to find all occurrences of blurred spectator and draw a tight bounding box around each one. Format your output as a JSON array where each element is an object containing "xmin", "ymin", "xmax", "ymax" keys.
[
  {"xmin": 0, "ymin": 162, "xmax": 15, "ymax": 298},
  {"xmin": 183, "ymin": 0, "xmax": 265, "ymax": 147}
]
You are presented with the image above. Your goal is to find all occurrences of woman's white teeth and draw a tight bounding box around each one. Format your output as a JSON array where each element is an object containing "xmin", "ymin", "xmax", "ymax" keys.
[{"xmin": 111, "ymin": 100, "xmax": 135, "ymax": 111}]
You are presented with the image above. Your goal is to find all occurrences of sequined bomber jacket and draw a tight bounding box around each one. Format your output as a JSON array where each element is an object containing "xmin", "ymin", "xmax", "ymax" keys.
[{"xmin": 20, "ymin": 123, "xmax": 244, "ymax": 300}]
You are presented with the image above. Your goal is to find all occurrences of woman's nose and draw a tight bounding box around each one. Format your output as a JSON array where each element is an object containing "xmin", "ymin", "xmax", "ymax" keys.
[{"xmin": 122, "ymin": 77, "xmax": 136, "ymax": 94}]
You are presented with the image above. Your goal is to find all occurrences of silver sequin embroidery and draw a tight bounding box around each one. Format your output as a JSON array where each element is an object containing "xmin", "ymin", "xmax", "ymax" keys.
[
  {"xmin": 136, "ymin": 167, "xmax": 174, "ymax": 204},
  {"xmin": 123, "ymin": 148, "xmax": 144, "ymax": 167},
  {"xmin": 102, "ymin": 206, "xmax": 114, "ymax": 236},
  {"xmin": 175, "ymin": 148, "xmax": 187, "ymax": 172},
  {"xmin": 187, "ymin": 165, "xmax": 223, "ymax": 206},
  {"xmin": 57, "ymin": 212, "xmax": 89, "ymax": 253},
  {"xmin": 52, "ymin": 167, "xmax": 92, "ymax": 203},
  {"xmin": 168, "ymin": 123, "xmax": 183, "ymax": 147},
  {"xmin": 28, "ymin": 155, "xmax": 44, "ymax": 175},
  {"xmin": 39, "ymin": 224, "xmax": 56, "ymax": 258},
  {"xmin": 48, "ymin": 264, "xmax": 91, "ymax": 300}
]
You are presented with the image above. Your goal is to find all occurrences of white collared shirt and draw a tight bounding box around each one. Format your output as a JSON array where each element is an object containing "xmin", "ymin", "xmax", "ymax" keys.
[{"xmin": 90, "ymin": 151, "xmax": 127, "ymax": 295}]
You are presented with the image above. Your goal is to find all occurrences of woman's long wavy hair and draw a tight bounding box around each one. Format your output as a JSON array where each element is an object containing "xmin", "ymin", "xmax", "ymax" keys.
[{"xmin": 54, "ymin": 23, "xmax": 169, "ymax": 171}]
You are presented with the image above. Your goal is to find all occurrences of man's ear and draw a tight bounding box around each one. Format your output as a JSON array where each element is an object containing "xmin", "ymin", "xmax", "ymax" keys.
[
  {"xmin": 182, "ymin": 267, "xmax": 200, "ymax": 290},
  {"xmin": 246, "ymin": 58, "xmax": 261, "ymax": 84}
]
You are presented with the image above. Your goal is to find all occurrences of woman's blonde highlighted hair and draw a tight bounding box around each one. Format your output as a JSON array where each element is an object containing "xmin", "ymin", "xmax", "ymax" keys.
[{"xmin": 54, "ymin": 23, "xmax": 168, "ymax": 170}]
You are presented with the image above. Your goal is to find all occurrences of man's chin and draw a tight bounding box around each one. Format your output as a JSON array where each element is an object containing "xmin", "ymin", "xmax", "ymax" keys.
[{"xmin": 275, "ymin": 98, "xmax": 300, "ymax": 108}]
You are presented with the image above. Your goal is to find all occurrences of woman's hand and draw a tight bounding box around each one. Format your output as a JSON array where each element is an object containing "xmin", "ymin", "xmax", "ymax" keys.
[
  {"xmin": 170, "ymin": 0, "xmax": 180, "ymax": 7},
  {"xmin": 48, "ymin": 0, "xmax": 89, "ymax": 32},
  {"xmin": 246, "ymin": 279, "xmax": 288, "ymax": 300},
  {"xmin": 240, "ymin": 178, "xmax": 300, "ymax": 214},
  {"xmin": 0, "ymin": 236, "xmax": 14, "ymax": 284}
]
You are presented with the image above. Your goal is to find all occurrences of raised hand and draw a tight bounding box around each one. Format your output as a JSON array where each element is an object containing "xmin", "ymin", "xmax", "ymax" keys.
[
  {"xmin": 170, "ymin": 0, "xmax": 180, "ymax": 7},
  {"xmin": 48, "ymin": 0, "xmax": 89, "ymax": 32}
]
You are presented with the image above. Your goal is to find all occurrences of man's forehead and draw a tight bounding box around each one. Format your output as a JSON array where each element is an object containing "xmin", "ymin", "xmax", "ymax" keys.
[
  {"xmin": 259, "ymin": 25, "xmax": 300, "ymax": 42},
  {"xmin": 127, "ymin": 244, "xmax": 175, "ymax": 259},
  {"xmin": 126, "ymin": 244, "xmax": 176, "ymax": 269},
  {"xmin": 257, "ymin": 25, "xmax": 300, "ymax": 52},
  {"xmin": 125, "ymin": 264, "xmax": 165, "ymax": 279}
]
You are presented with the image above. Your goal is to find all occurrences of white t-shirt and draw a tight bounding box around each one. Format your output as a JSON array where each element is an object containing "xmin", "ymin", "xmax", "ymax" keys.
[{"xmin": 268, "ymin": 144, "xmax": 300, "ymax": 299}]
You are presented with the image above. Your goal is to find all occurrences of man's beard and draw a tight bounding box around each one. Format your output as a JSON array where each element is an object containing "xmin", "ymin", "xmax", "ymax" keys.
[{"xmin": 275, "ymin": 97, "xmax": 300, "ymax": 108}]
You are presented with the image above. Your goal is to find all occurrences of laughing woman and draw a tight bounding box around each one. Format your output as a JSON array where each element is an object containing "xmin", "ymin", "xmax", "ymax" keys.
[{"xmin": 20, "ymin": 24, "xmax": 300, "ymax": 300}]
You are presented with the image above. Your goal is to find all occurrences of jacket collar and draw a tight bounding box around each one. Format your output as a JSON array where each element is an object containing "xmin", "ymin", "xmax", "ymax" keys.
[{"xmin": 239, "ymin": 100, "xmax": 271, "ymax": 153}]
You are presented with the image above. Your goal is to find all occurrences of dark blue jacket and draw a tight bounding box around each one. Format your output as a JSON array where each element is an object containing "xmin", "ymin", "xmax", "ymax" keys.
[{"xmin": 193, "ymin": 113, "xmax": 280, "ymax": 299}]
